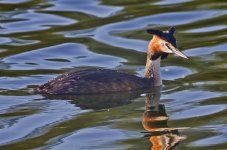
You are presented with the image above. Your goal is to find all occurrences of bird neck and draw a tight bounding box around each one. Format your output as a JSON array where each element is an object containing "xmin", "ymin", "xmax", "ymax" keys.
[{"xmin": 144, "ymin": 56, "xmax": 162, "ymax": 86}]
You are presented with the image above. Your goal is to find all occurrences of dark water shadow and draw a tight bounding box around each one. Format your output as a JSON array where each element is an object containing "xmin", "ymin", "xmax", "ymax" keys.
[{"xmin": 38, "ymin": 88, "xmax": 161, "ymax": 110}]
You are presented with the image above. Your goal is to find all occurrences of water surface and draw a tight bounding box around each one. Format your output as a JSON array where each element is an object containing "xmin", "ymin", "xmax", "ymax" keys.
[{"xmin": 0, "ymin": 0, "xmax": 227, "ymax": 149}]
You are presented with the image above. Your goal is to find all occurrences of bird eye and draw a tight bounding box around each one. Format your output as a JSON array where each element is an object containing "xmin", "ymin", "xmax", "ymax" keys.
[{"xmin": 165, "ymin": 43, "xmax": 171, "ymax": 50}]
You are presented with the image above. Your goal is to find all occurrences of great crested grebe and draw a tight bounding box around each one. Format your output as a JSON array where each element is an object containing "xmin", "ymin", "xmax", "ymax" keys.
[{"xmin": 36, "ymin": 27, "xmax": 188, "ymax": 95}]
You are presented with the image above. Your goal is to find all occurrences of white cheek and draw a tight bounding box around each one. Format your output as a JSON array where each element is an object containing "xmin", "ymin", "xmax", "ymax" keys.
[
  {"xmin": 164, "ymin": 47, "xmax": 173, "ymax": 53},
  {"xmin": 159, "ymin": 42, "xmax": 166, "ymax": 50},
  {"xmin": 160, "ymin": 42, "xmax": 173, "ymax": 53}
]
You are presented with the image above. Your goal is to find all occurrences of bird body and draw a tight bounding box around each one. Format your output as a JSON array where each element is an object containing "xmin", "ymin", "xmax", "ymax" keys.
[
  {"xmin": 36, "ymin": 68, "xmax": 153, "ymax": 95},
  {"xmin": 35, "ymin": 27, "xmax": 188, "ymax": 95}
]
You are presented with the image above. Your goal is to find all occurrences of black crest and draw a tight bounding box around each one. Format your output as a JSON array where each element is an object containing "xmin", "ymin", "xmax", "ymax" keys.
[{"xmin": 147, "ymin": 27, "xmax": 177, "ymax": 47}]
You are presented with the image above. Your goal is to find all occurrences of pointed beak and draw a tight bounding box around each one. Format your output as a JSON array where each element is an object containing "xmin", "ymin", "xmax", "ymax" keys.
[
  {"xmin": 165, "ymin": 43, "xmax": 189, "ymax": 59},
  {"xmin": 171, "ymin": 47, "xmax": 188, "ymax": 59}
]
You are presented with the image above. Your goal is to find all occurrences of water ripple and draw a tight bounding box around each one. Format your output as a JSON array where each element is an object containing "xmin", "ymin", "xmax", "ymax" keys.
[
  {"xmin": 93, "ymin": 10, "xmax": 224, "ymax": 51},
  {"xmin": 185, "ymin": 43, "xmax": 227, "ymax": 57},
  {"xmin": 171, "ymin": 105, "xmax": 226, "ymax": 120},
  {"xmin": 0, "ymin": 0, "xmax": 31, "ymax": 4},
  {"xmin": 154, "ymin": 0, "xmax": 193, "ymax": 5},
  {"xmin": 1, "ymin": 10, "xmax": 75, "ymax": 34},
  {"xmin": 186, "ymin": 25, "xmax": 227, "ymax": 33},
  {"xmin": 190, "ymin": 125, "xmax": 227, "ymax": 146},
  {"xmin": 41, "ymin": 127, "xmax": 129, "ymax": 150},
  {"xmin": 3, "ymin": 43, "xmax": 125, "ymax": 70},
  {"xmin": 45, "ymin": 0, "xmax": 123, "ymax": 18},
  {"xmin": 0, "ymin": 100, "xmax": 82, "ymax": 145}
]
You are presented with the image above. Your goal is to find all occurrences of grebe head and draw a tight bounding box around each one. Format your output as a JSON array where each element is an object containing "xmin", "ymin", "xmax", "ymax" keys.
[{"xmin": 147, "ymin": 27, "xmax": 188, "ymax": 60}]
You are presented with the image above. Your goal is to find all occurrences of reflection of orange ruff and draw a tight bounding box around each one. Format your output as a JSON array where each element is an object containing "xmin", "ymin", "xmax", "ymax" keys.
[
  {"xmin": 150, "ymin": 133, "xmax": 186, "ymax": 150},
  {"xmin": 142, "ymin": 103, "xmax": 186, "ymax": 150},
  {"xmin": 150, "ymin": 136, "xmax": 163, "ymax": 150},
  {"xmin": 143, "ymin": 104, "xmax": 169, "ymax": 150},
  {"xmin": 143, "ymin": 115, "xmax": 169, "ymax": 131},
  {"xmin": 143, "ymin": 104, "xmax": 168, "ymax": 131}
]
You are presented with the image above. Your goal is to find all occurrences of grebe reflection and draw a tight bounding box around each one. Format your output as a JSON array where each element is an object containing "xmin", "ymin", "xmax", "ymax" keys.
[
  {"xmin": 142, "ymin": 91, "xmax": 187, "ymax": 150},
  {"xmin": 41, "ymin": 88, "xmax": 187, "ymax": 149}
]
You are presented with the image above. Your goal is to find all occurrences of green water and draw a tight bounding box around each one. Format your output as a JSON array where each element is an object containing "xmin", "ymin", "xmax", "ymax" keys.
[{"xmin": 0, "ymin": 0, "xmax": 226, "ymax": 149}]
